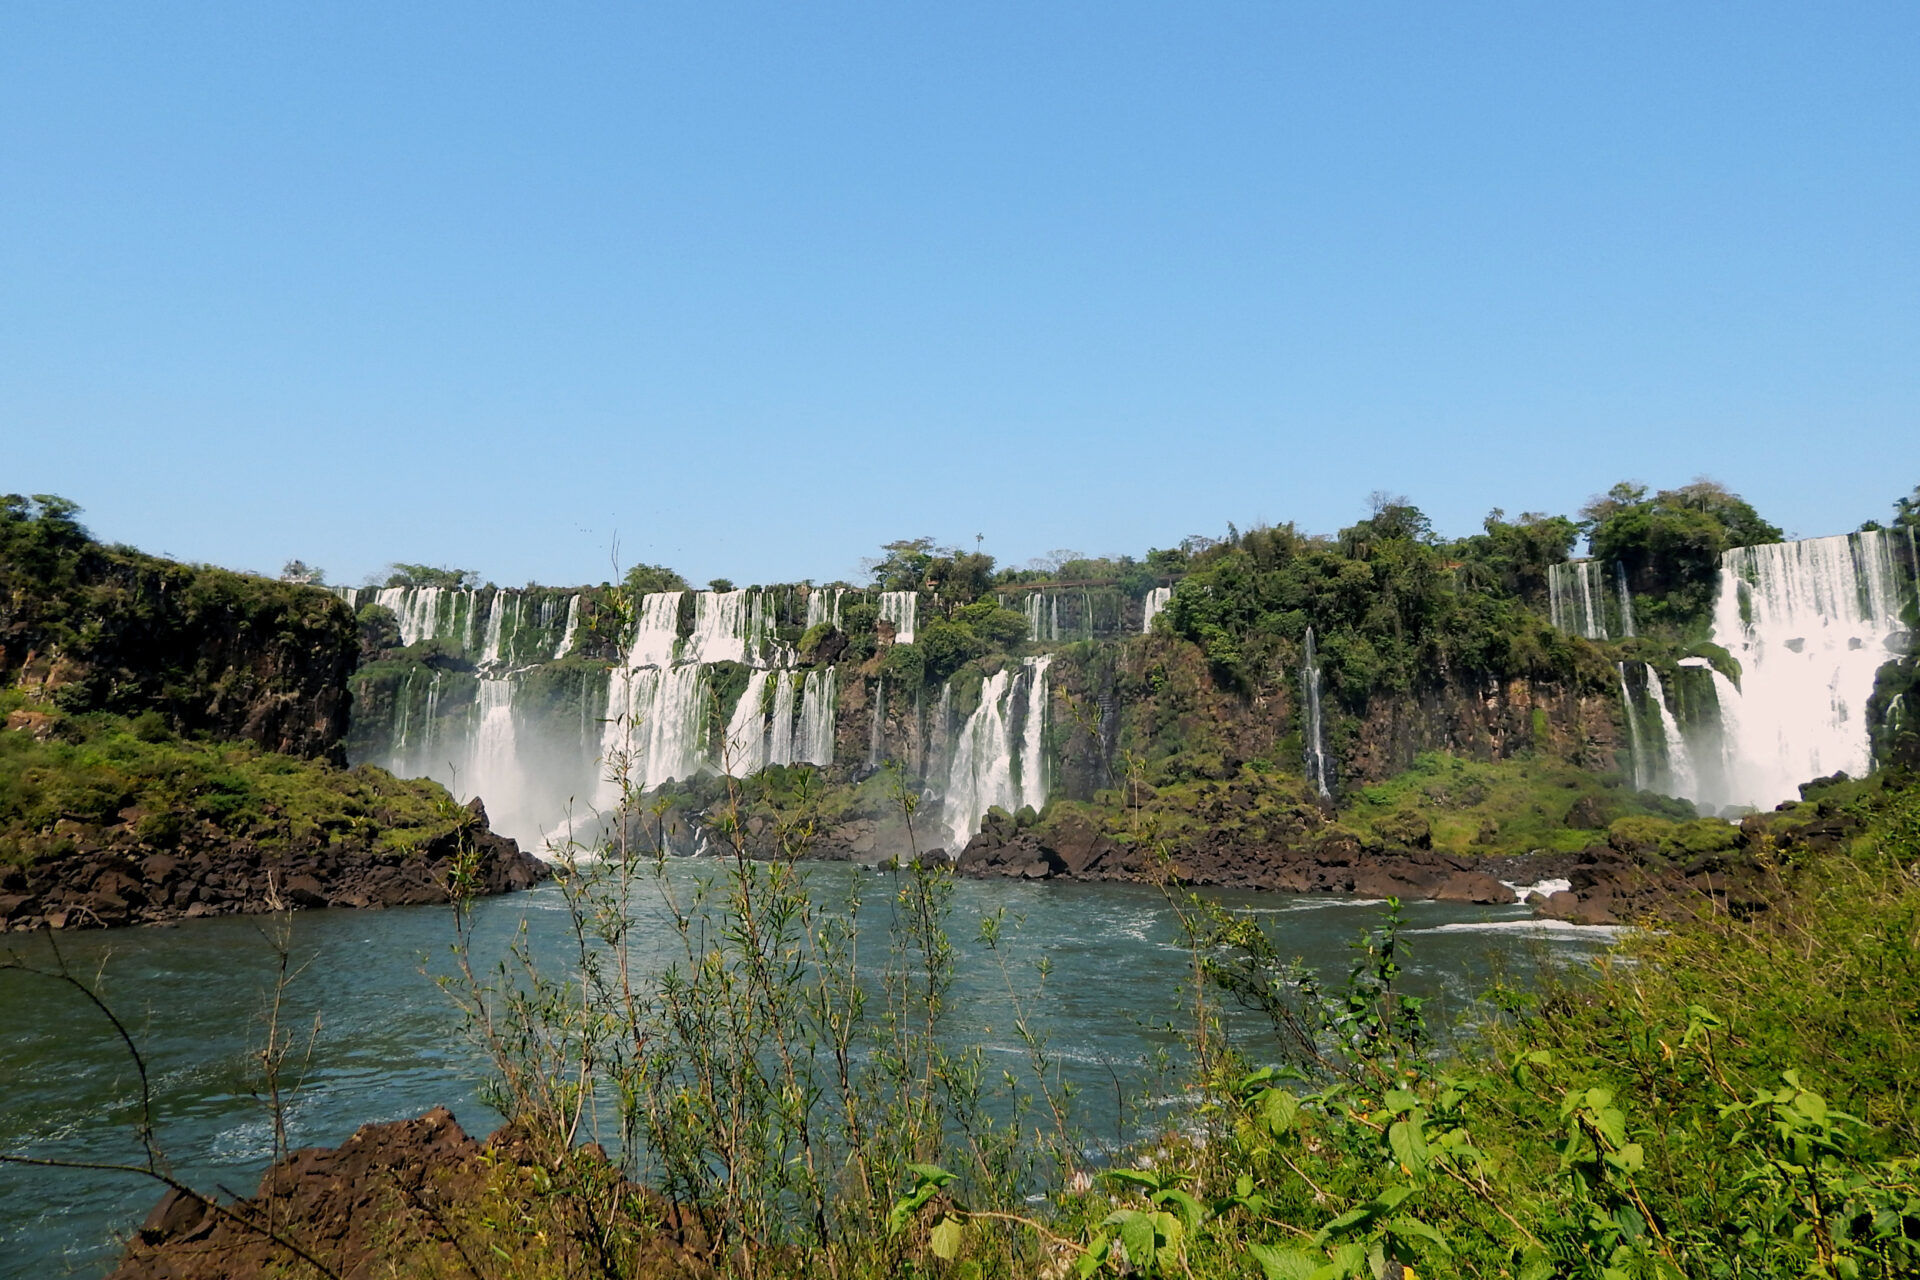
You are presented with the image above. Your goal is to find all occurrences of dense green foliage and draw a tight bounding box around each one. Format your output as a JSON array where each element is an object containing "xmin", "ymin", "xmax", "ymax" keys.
[
  {"xmin": 0, "ymin": 695, "xmax": 468, "ymax": 866},
  {"xmin": 0, "ymin": 495, "xmax": 357, "ymax": 750},
  {"xmin": 1581, "ymin": 480, "xmax": 1785, "ymax": 634},
  {"xmin": 1163, "ymin": 512, "xmax": 1599, "ymax": 705},
  {"xmin": 384, "ymin": 564, "xmax": 480, "ymax": 589}
]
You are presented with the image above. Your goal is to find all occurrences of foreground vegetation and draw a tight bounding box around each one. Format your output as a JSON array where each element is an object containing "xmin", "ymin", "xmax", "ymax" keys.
[{"xmin": 170, "ymin": 758, "xmax": 1904, "ymax": 1279}]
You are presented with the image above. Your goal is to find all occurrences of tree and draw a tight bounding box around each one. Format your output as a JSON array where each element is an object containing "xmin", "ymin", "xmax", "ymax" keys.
[
  {"xmin": 868, "ymin": 538, "xmax": 937, "ymax": 592},
  {"xmin": 623, "ymin": 563, "xmax": 688, "ymax": 597},
  {"xmin": 279, "ymin": 560, "xmax": 323, "ymax": 585},
  {"xmin": 384, "ymin": 564, "xmax": 478, "ymax": 590}
]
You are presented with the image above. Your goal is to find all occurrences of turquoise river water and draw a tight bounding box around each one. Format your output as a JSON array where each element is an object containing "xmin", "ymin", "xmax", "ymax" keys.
[{"xmin": 0, "ymin": 867, "xmax": 1614, "ymax": 1278}]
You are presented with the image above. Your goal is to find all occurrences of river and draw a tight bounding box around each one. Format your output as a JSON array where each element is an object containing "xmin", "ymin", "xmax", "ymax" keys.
[{"xmin": 0, "ymin": 867, "xmax": 1612, "ymax": 1277}]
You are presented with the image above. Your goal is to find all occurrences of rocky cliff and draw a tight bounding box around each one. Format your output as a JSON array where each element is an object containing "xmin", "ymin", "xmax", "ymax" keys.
[{"xmin": 1, "ymin": 497, "xmax": 357, "ymax": 760}]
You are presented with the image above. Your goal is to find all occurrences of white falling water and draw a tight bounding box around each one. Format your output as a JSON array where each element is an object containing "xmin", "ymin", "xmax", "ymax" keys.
[
  {"xmin": 479, "ymin": 592, "xmax": 508, "ymax": 666},
  {"xmin": 685, "ymin": 590, "xmax": 750, "ymax": 664},
  {"xmin": 804, "ymin": 587, "xmax": 845, "ymax": 632},
  {"xmin": 1694, "ymin": 531, "xmax": 1909, "ymax": 811},
  {"xmin": 1616, "ymin": 662, "xmax": 1650, "ymax": 790},
  {"xmin": 554, "ymin": 595, "xmax": 582, "ymax": 659},
  {"xmin": 468, "ymin": 677, "xmax": 530, "ymax": 837},
  {"xmin": 1024, "ymin": 593, "xmax": 1051, "ymax": 642},
  {"xmin": 767, "ymin": 670, "xmax": 799, "ymax": 767},
  {"xmin": 1643, "ymin": 666, "xmax": 1695, "ymax": 798},
  {"xmin": 797, "ymin": 667, "xmax": 838, "ymax": 766},
  {"xmin": 596, "ymin": 663, "xmax": 711, "ymax": 799},
  {"xmin": 722, "ymin": 670, "xmax": 770, "ymax": 777},
  {"xmin": 868, "ymin": 673, "xmax": 886, "ymax": 767},
  {"xmin": 939, "ymin": 657, "xmax": 1052, "ymax": 850},
  {"xmin": 625, "ymin": 592, "xmax": 684, "ymax": 667},
  {"xmin": 375, "ymin": 586, "xmax": 461, "ymax": 648},
  {"xmin": 1548, "ymin": 560, "xmax": 1634, "ymax": 641},
  {"xmin": 880, "ymin": 591, "xmax": 918, "ymax": 644},
  {"xmin": 1019, "ymin": 655, "xmax": 1052, "ymax": 806},
  {"xmin": 1302, "ymin": 627, "xmax": 1332, "ymax": 798},
  {"xmin": 1142, "ymin": 586, "xmax": 1172, "ymax": 632}
]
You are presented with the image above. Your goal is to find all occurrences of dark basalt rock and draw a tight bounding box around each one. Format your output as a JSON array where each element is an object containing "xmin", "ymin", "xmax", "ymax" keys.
[{"xmin": 1, "ymin": 799, "xmax": 549, "ymax": 933}]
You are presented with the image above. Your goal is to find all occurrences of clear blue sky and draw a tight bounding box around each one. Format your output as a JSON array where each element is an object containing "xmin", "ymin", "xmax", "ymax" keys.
[{"xmin": 4, "ymin": 3, "xmax": 1916, "ymax": 588}]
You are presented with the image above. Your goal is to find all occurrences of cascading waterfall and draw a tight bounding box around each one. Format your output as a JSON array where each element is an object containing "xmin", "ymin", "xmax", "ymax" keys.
[
  {"xmin": 1302, "ymin": 627, "xmax": 1332, "ymax": 799},
  {"xmin": 767, "ymin": 670, "xmax": 799, "ymax": 767},
  {"xmin": 685, "ymin": 590, "xmax": 750, "ymax": 664},
  {"xmin": 939, "ymin": 657, "xmax": 1051, "ymax": 850},
  {"xmin": 479, "ymin": 591, "xmax": 507, "ymax": 666},
  {"xmin": 469, "ymin": 677, "xmax": 529, "ymax": 837},
  {"xmin": 804, "ymin": 587, "xmax": 845, "ymax": 631},
  {"xmin": 722, "ymin": 670, "xmax": 771, "ymax": 777},
  {"xmin": 1547, "ymin": 560, "xmax": 1635, "ymax": 641},
  {"xmin": 625, "ymin": 591, "xmax": 684, "ymax": 667},
  {"xmin": 1024, "ymin": 593, "xmax": 1050, "ymax": 642},
  {"xmin": 1616, "ymin": 663, "xmax": 1650, "ymax": 790},
  {"xmin": 1643, "ymin": 666, "xmax": 1694, "ymax": 798},
  {"xmin": 797, "ymin": 667, "xmax": 838, "ymax": 766},
  {"xmin": 554, "ymin": 595, "xmax": 582, "ymax": 659},
  {"xmin": 868, "ymin": 673, "xmax": 885, "ymax": 767},
  {"xmin": 1692, "ymin": 530, "xmax": 1910, "ymax": 810},
  {"xmin": 1142, "ymin": 586, "xmax": 1172, "ymax": 632},
  {"xmin": 880, "ymin": 591, "xmax": 918, "ymax": 644}
]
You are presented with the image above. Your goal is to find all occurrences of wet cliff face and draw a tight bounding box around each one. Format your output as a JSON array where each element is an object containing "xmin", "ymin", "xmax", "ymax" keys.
[
  {"xmin": 1042, "ymin": 635, "xmax": 1620, "ymax": 803},
  {"xmin": 1, "ymin": 516, "xmax": 358, "ymax": 759}
]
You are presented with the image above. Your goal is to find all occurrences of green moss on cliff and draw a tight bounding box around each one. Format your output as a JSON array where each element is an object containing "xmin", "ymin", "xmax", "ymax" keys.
[
  {"xmin": 0, "ymin": 494, "xmax": 358, "ymax": 757},
  {"xmin": 0, "ymin": 697, "xmax": 469, "ymax": 868}
]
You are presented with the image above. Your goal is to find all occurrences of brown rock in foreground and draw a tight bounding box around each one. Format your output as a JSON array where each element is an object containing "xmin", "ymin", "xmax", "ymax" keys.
[{"xmin": 112, "ymin": 1108, "xmax": 702, "ymax": 1280}]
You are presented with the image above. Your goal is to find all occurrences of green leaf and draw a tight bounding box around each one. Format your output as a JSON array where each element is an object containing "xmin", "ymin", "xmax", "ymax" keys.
[
  {"xmin": 1382, "ymin": 1089, "xmax": 1420, "ymax": 1114},
  {"xmin": 1074, "ymin": 1233, "xmax": 1110, "ymax": 1280},
  {"xmin": 1157, "ymin": 1187, "xmax": 1207, "ymax": 1232},
  {"xmin": 1383, "ymin": 1215, "xmax": 1452, "ymax": 1253},
  {"xmin": 906, "ymin": 1162, "xmax": 958, "ymax": 1186},
  {"xmin": 1101, "ymin": 1167, "xmax": 1165, "ymax": 1192},
  {"xmin": 1248, "ymin": 1243, "xmax": 1322, "ymax": 1280},
  {"xmin": 1388, "ymin": 1118, "xmax": 1431, "ymax": 1172},
  {"xmin": 1792, "ymin": 1089, "xmax": 1828, "ymax": 1124},
  {"xmin": 1118, "ymin": 1211, "xmax": 1157, "ymax": 1269},
  {"xmin": 929, "ymin": 1215, "xmax": 963, "ymax": 1261},
  {"xmin": 1262, "ymin": 1087, "xmax": 1301, "ymax": 1136}
]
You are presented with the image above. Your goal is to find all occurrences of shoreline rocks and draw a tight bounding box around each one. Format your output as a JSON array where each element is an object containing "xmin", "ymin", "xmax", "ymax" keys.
[{"xmin": 0, "ymin": 798, "xmax": 549, "ymax": 933}]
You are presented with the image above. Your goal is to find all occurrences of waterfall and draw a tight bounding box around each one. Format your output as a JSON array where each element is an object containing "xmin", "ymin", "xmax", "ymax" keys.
[
  {"xmin": 768, "ymin": 670, "xmax": 799, "ymax": 767},
  {"xmin": 939, "ymin": 657, "xmax": 1052, "ymax": 850},
  {"xmin": 798, "ymin": 667, "xmax": 838, "ymax": 765},
  {"xmin": 1024, "ymin": 593, "xmax": 1050, "ymax": 642},
  {"xmin": 1142, "ymin": 586, "xmax": 1172, "ymax": 632},
  {"xmin": 1547, "ymin": 560, "xmax": 1634, "ymax": 641},
  {"xmin": 722, "ymin": 670, "xmax": 770, "ymax": 777},
  {"xmin": 374, "ymin": 586, "xmax": 458, "ymax": 648},
  {"xmin": 625, "ymin": 591, "xmax": 683, "ymax": 667},
  {"xmin": 880, "ymin": 591, "xmax": 917, "ymax": 644},
  {"xmin": 1617, "ymin": 663, "xmax": 1649, "ymax": 790},
  {"xmin": 468, "ymin": 677, "xmax": 528, "ymax": 836},
  {"xmin": 1018, "ymin": 655, "xmax": 1053, "ymax": 808},
  {"xmin": 868, "ymin": 673, "xmax": 885, "ymax": 767},
  {"xmin": 804, "ymin": 587, "xmax": 845, "ymax": 632},
  {"xmin": 685, "ymin": 590, "xmax": 750, "ymax": 664},
  {"xmin": 1302, "ymin": 627, "xmax": 1332, "ymax": 799},
  {"xmin": 1693, "ymin": 530, "xmax": 1909, "ymax": 810},
  {"xmin": 554, "ymin": 594, "xmax": 582, "ymax": 659},
  {"xmin": 597, "ymin": 663, "xmax": 711, "ymax": 798},
  {"xmin": 1643, "ymin": 666, "xmax": 1694, "ymax": 797},
  {"xmin": 479, "ymin": 591, "xmax": 507, "ymax": 666}
]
